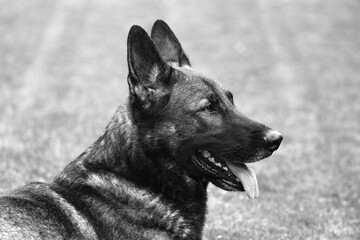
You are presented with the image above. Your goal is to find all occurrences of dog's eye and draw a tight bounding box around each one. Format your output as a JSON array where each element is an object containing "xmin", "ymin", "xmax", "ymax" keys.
[{"xmin": 203, "ymin": 104, "xmax": 216, "ymax": 112}]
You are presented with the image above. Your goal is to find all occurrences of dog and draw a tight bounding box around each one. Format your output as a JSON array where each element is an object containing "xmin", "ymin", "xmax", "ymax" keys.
[{"xmin": 0, "ymin": 20, "xmax": 282, "ymax": 240}]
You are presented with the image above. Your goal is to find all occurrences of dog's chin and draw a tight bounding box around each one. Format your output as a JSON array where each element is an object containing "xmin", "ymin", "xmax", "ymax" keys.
[
  {"xmin": 192, "ymin": 149, "xmax": 271, "ymax": 199},
  {"xmin": 207, "ymin": 177, "xmax": 245, "ymax": 191},
  {"xmin": 191, "ymin": 154, "xmax": 244, "ymax": 191}
]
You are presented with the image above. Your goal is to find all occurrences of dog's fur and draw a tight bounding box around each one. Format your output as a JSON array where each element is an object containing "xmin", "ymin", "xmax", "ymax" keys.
[{"xmin": 0, "ymin": 20, "xmax": 282, "ymax": 240}]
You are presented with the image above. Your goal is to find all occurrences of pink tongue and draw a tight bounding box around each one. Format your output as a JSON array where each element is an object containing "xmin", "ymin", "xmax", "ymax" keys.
[{"xmin": 225, "ymin": 160, "xmax": 259, "ymax": 199}]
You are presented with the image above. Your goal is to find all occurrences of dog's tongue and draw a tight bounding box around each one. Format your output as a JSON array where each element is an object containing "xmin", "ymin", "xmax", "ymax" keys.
[{"xmin": 225, "ymin": 160, "xmax": 259, "ymax": 199}]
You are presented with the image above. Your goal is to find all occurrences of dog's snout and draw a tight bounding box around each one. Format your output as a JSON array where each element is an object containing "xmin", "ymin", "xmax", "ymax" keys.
[{"xmin": 264, "ymin": 130, "xmax": 283, "ymax": 151}]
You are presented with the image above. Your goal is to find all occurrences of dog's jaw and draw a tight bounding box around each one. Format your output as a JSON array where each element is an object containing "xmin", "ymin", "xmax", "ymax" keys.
[{"xmin": 192, "ymin": 149, "xmax": 262, "ymax": 199}]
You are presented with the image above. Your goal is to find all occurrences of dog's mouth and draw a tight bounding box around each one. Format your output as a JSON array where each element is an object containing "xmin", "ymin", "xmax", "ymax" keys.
[{"xmin": 192, "ymin": 149, "xmax": 269, "ymax": 199}]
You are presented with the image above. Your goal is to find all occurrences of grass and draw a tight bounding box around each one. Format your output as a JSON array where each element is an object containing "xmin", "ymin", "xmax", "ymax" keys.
[{"xmin": 0, "ymin": 0, "xmax": 359, "ymax": 239}]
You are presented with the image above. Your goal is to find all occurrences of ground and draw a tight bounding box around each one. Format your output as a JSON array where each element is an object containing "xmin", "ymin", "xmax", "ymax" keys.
[{"xmin": 0, "ymin": 0, "xmax": 359, "ymax": 239}]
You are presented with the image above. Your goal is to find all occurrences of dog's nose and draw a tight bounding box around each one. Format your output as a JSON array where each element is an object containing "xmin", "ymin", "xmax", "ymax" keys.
[{"xmin": 264, "ymin": 130, "xmax": 283, "ymax": 151}]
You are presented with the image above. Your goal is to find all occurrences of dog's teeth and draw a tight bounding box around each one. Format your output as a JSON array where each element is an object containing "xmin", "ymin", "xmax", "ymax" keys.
[
  {"xmin": 215, "ymin": 162, "xmax": 221, "ymax": 167},
  {"xmin": 201, "ymin": 150, "xmax": 211, "ymax": 158},
  {"xmin": 209, "ymin": 157, "xmax": 215, "ymax": 163},
  {"xmin": 223, "ymin": 166, "xmax": 229, "ymax": 171},
  {"xmin": 236, "ymin": 177, "xmax": 241, "ymax": 182}
]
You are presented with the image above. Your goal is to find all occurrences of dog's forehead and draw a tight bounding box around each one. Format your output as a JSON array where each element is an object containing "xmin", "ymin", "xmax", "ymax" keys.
[{"xmin": 173, "ymin": 66, "xmax": 226, "ymax": 94}]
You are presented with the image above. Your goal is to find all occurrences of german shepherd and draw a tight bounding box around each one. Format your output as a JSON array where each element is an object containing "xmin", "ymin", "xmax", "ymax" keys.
[{"xmin": 0, "ymin": 20, "xmax": 282, "ymax": 240}]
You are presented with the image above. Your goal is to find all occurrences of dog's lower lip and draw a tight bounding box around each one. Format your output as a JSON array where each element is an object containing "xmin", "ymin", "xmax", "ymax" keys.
[
  {"xmin": 192, "ymin": 151, "xmax": 245, "ymax": 190},
  {"xmin": 192, "ymin": 154, "xmax": 226, "ymax": 178}
]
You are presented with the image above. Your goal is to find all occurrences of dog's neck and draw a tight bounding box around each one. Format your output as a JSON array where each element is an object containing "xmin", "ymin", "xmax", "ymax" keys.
[
  {"xmin": 54, "ymin": 99, "xmax": 207, "ymax": 201},
  {"xmin": 79, "ymin": 101, "xmax": 140, "ymax": 177}
]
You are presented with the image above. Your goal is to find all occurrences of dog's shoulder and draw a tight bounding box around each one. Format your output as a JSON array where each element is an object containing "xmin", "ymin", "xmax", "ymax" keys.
[
  {"xmin": 0, "ymin": 182, "xmax": 97, "ymax": 240},
  {"xmin": 60, "ymin": 172, "xmax": 195, "ymax": 239}
]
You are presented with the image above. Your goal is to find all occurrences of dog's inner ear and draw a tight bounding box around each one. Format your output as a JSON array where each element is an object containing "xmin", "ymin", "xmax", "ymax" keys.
[
  {"xmin": 151, "ymin": 20, "xmax": 190, "ymax": 67},
  {"xmin": 127, "ymin": 25, "xmax": 171, "ymax": 114}
]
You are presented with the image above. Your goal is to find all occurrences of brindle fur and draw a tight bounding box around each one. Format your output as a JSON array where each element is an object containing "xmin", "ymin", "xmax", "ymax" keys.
[{"xmin": 0, "ymin": 20, "xmax": 281, "ymax": 240}]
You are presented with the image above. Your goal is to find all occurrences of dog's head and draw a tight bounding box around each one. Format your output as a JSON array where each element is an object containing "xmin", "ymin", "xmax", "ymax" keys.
[{"xmin": 127, "ymin": 20, "xmax": 282, "ymax": 199}]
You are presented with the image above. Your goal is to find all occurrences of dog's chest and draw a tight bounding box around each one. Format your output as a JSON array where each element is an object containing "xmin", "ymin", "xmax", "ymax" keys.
[{"xmin": 129, "ymin": 185, "xmax": 207, "ymax": 239}]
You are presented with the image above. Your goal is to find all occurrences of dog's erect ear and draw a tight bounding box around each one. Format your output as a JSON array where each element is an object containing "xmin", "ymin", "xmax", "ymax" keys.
[
  {"xmin": 127, "ymin": 25, "xmax": 172, "ymax": 115},
  {"xmin": 127, "ymin": 25, "xmax": 171, "ymax": 85},
  {"xmin": 151, "ymin": 20, "xmax": 190, "ymax": 67}
]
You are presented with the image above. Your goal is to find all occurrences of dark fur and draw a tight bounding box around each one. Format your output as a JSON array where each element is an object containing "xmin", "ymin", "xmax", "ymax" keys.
[{"xmin": 0, "ymin": 20, "xmax": 281, "ymax": 240}]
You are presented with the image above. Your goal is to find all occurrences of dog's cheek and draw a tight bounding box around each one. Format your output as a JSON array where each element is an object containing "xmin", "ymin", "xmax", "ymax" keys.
[
  {"xmin": 159, "ymin": 123, "xmax": 180, "ymax": 151},
  {"xmin": 143, "ymin": 123, "xmax": 181, "ymax": 155},
  {"xmin": 196, "ymin": 113, "xmax": 224, "ymax": 134}
]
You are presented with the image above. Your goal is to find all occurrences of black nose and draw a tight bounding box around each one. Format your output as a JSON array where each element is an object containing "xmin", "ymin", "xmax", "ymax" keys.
[{"xmin": 264, "ymin": 130, "xmax": 283, "ymax": 151}]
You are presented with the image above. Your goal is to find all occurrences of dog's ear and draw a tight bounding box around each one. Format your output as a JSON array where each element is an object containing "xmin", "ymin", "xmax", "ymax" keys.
[
  {"xmin": 151, "ymin": 20, "xmax": 190, "ymax": 67},
  {"xmin": 127, "ymin": 25, "xmax": 172, "ymax": 115}
]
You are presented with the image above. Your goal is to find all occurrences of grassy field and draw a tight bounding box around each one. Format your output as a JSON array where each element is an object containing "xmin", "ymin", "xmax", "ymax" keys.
[{"xmin": 0, "ymin": 0, "xmax": 359, "ymax": 239}]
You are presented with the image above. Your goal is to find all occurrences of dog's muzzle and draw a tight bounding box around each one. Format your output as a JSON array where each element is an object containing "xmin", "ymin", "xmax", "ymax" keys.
[{"xmin": 192, "ymin": 130, "xmax": 283, "ymax": 199}]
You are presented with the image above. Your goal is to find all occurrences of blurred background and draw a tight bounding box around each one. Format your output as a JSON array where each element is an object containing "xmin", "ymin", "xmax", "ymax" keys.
[{"xmin": 0, "ymin": 0, "xmax": 359, "ymax": 239}]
